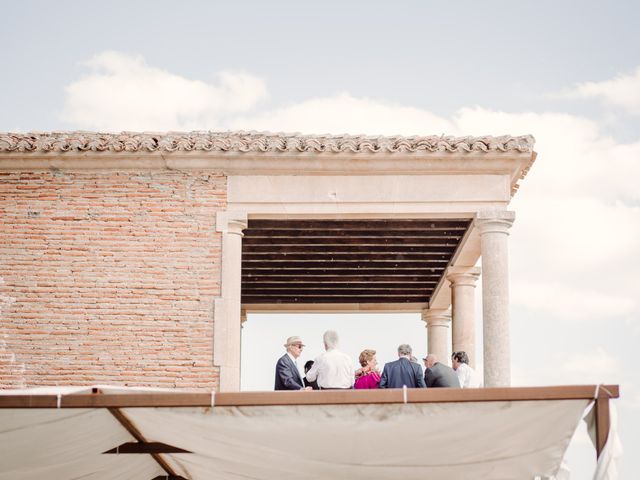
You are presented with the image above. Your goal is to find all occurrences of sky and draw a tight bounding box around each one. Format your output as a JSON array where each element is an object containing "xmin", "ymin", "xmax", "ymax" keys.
[{"xmin": 1, "ymin": 1, "xmax": 639, "ymax": 478}]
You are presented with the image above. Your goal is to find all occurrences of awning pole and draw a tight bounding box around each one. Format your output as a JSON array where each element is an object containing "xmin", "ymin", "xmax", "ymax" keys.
[
  {"xmin": 108, "ymin": 407, "xmax": 188, "ymax": 480},
  {"xmin": 594, "ymin": 385, "xmax": 612, "ymax": 459}
]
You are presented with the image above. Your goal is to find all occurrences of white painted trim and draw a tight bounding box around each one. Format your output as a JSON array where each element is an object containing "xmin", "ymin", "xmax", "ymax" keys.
[{"xmin": 0, "ymin": 151, "xmax": 533, "ymax": 194}]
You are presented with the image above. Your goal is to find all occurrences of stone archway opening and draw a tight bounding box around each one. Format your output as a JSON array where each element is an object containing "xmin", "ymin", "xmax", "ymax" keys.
[{"xmin": 238, "ymin": 218, "xmax": 472, "ymax": 390}]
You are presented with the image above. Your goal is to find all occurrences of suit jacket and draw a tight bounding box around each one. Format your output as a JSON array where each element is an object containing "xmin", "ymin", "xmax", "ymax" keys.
[
  {"xmin": 274, "ymin": 354, "xmax": 304, "ymax": 390},
  {"xmin": 424, "ymin": 362, "xmax": 460, "ymax": 388},
  {"xmin": 379, "ymin": 358, "xmax": 426, "ymax": 389}
]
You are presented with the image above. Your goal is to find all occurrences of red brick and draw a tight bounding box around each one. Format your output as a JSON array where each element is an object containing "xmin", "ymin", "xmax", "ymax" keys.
[{"xmin": 0, "ymin": 171, "xmax": 226, "ymax": 390}]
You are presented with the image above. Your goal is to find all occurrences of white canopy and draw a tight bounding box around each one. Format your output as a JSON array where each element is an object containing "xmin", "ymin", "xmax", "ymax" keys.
[{"xmin": 0, "ymin": 385, "xmax": 619, "ymax": 480}]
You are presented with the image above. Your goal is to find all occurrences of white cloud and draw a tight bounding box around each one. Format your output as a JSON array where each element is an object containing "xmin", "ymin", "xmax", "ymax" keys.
[
  {"xmin": 229, "ymin": 93, "xmax": 457, "ymax": 136},
  {"xmin": 61, "ymin": 51, "xmax": 268, "ymax": 131},
  {"xmin": 559, "ymin": 347, "xmax": 622, "ymax": 383},
  {"xmin": 454, "ymin": 106, "xmax": 640, "ymax": 203},
  {"xmin": 561, "ymin": 66, "xmax": 640, "ymax": 115},
  {"xmin": 511, "ymin": 281, "xmax": 636, "ymax": 322},
  {"xmin": 515, "ymin": 347, "xmax": 624, "ymax": 386}
]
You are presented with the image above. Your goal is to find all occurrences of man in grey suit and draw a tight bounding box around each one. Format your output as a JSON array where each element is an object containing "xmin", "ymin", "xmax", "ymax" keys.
[
  {"xmin": 423, "ymin": 354, "xmax": 460, "ymax": 388},
  {"xmin": 274, "ymin": 336, "xmax": 308, "ymax": 390},
  {"xmin": 379, "ymin": 344, "xmax": 426, "ymax": 388}
]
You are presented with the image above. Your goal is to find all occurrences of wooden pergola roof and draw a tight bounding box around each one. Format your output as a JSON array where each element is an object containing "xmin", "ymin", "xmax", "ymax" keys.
[{"xmin": 241, "ymin": 219, "xmax": 471, "ymax": 304}]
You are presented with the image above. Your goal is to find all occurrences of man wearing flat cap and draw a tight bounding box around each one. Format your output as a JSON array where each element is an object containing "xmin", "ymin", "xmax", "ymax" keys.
[{"xmin": 275, "ymin": 336, "xmax": 307, "ymax": 390}]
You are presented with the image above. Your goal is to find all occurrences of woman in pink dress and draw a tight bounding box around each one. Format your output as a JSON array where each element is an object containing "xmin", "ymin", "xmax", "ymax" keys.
[{"xmin": 354, "ymin": 349, "xmax": 381, "ymax": 389}]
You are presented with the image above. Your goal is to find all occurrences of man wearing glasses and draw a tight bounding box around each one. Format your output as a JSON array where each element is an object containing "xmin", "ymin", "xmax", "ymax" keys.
[{"xmin": 275, "ymin": 336, "xmax": 309, "ymax": 390}]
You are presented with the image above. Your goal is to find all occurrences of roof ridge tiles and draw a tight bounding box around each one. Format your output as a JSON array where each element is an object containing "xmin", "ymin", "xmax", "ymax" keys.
[{"xmin": 0, "ymin": 131, "xmax": 535, "ymax": 154}]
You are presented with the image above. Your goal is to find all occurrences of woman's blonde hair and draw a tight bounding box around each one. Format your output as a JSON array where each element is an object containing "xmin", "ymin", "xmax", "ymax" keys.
[{"xmin": 358, "ymin": 349, "xmax": 377, "ymax": 367}]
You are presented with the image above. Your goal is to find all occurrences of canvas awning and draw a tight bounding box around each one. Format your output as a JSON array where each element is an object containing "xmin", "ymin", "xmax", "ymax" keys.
[{"xmin": 0, "ymin": 385, "xmax": 619, "ymax": 480}]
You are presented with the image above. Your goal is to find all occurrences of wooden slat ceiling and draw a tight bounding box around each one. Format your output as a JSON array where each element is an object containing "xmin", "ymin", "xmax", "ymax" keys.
[{"xmin": 241, "ymin": 219, "xmax": 472, "ymax": 304}]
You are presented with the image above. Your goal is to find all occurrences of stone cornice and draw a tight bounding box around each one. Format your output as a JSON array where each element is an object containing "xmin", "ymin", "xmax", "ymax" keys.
[{"xmin": 0, "ymin": 131, "xmax": 535, "ymax": 155}]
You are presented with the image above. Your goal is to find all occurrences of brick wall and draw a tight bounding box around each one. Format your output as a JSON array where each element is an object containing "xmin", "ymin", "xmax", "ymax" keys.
[{"xmin": 0, "ymin": 170, "xmax": 225, "ymax": 389}]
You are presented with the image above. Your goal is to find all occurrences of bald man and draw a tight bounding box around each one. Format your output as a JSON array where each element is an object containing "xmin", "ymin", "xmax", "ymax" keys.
[{"xmin": 423, "ymin": 354, "xmax": 460, "ymax": 388}]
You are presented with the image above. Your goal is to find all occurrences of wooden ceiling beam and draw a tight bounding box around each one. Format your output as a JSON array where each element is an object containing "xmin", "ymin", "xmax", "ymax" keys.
[
  {"xmin": 243, "ymin": 245, "xmax": 457, "ymax": 254},
  {"xmin": 243, "ymin": 290, "xmax": 430, "ymax": 296},
  {"xmin": 242, "ymin": 268, "xmax": 444, "ymax": 276},
  {"xmin": 242, "ymin": 275, "xmax": 441, "ymax": 283},
  {"xmin": 243, "ymin": 254, "xmax": 451, "ymax": 261},
  {"xmin": 247, "ymin": 219, "xmax": 471, "ymax": 230},
  {"xmin": 242, "ymin": 297, "xmax": 428, "ymax": 303},
  {"xmin": 245, "ymin": 280, "xmax": 434, "ymax": 286},
  {"xmin": 244, "ymin": 229, "xmax": 466, "ymax": 238},
  {"xmin": 244, "ymin": 270, "xmax": 445, "ymax": 277},
  {"xmin": 243, "ymin": 285, "xmax": 433, "ymax": 296},
  {"xmin": 243, "ymin": 262, "xmax": 448, "ymax": 269},
  {"xmin": 242, "ymin": 237, "xmax": 462, "ymax": 245}
]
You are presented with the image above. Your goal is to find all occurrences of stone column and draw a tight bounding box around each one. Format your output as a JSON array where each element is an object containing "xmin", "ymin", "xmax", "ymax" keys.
[
  {"xmin": 214, "ymin": 211, "xmax": 248, "ymax": 392},
  {"xmin": 446, "ymin": 266, "xmax": 481, "ymax": 368},
  {"xmin": 475, "ymin": 210, "xmax": 515, "ymax": 387},
  {"xmin": 421, "ymin": 308, "xmax": 451, "ymax": 364}
]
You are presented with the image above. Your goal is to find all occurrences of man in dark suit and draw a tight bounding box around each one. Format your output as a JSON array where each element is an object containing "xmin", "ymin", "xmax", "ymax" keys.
[
  {"xmin": 423, "ymin": 354, "xmax": 460, "ymax": 388},
  {"xmin": 274, "ymin": 336, "xmax": 307, "ymax": 390},
  {"xmin": 379, "ymin": 344, "xmax": 426, "ymax": 388}
]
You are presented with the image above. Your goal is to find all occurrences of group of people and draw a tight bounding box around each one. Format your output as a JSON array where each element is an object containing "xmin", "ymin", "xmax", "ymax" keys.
[{"xmin": 274, "ymin": 330, "xmax": 481, "ymax": 391}]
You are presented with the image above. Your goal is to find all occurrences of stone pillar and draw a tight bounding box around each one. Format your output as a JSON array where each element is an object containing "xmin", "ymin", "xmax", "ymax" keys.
[
  {"xmin": 446, "ymin": 266, "xmax": 481, "ymax": 368},
  {"xmin": 214, "ymin": 211, "xmax": 248, "ymax": 392},
  {"xmin": 475, "ymin": 210, "xmax": 515, "ymax": 387},
  {"xmin": 421, "ymin": 308, "xmax": 451, "ymax": 364}
]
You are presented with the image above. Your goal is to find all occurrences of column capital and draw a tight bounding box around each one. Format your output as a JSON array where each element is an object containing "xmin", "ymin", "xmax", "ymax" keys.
[
  {"xmin": 474, "ymin": 209, "xmax": 515, "ymax": 236},
  {"xmin": 446, "ymin": 266, "xmax": 481, "ymax": 288},
  {"xmin": 216, "ymin": 211, "xmax": 248, "ymax": 236},
  {"xmin": 421, "ymin": 308, "xmax": 451, "ymax": 328}
]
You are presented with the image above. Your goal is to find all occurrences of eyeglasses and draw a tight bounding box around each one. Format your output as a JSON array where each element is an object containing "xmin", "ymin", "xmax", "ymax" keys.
[{"xmin": 292, "ymin": 344, "xmax": 305, "ymax": 348}]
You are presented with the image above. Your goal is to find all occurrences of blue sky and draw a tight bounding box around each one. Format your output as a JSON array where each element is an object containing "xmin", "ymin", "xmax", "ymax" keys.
[
  {"xmin": 3, "ymin": 1, "xmax": 640, "ymax": 136},
  {"xmin": 2, "ymin": 1, "xmax": 638, "ymax": 478}
]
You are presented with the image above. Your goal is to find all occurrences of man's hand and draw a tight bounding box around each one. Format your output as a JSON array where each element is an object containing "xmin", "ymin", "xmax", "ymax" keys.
[{"xmin": 303, "ymin": 386, "xmax": 313, "ymax": 391}]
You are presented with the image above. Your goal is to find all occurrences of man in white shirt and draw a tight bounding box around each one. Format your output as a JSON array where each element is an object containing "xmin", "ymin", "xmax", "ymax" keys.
[
  {"xmin": 305, "ymin": 330, "xmax": 354, "ymax": 389},
  {"xmin": 451, "ymin": 351, "xmax": 482, "ymax": 388}
]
